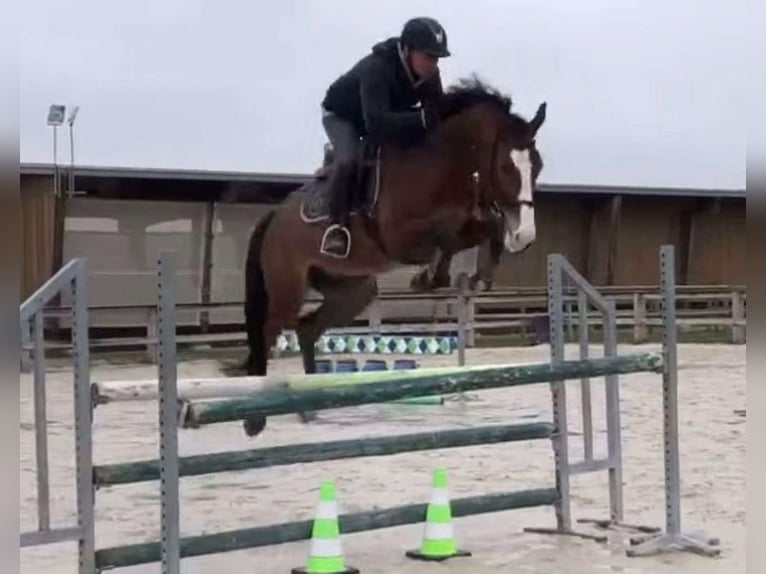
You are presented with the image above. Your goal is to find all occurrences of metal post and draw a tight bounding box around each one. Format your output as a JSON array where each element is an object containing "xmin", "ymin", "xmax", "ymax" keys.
[
  {"xmin": 52, "ymin": 125, "xmax": 59, "ymax": 198},
  {"xmin": 525, "ymin": 255, "xmax": 627, "ymax": 543},
  {"xmin": 32, "ymin": 311, "xmax": 50, "ymax": 532},
  {"xmin": 68, "ymin": 120, "xmax": 75, "ymax": 195},
  {"xmin": 72, "ymin": 260, "xmax": 95, "ymax": 573},
  {"xmin": 20, "ymin": 258, "xmax": 94, "ymax": 551},
  {"xmin": 466, "ymin": 292, "xmax": 476, "ymax": 348},
  {"xmin": 199, "ymin": 202, "xmax": 215, "ymax": 333},
  {"xmin": 731, "ymin": 291, "xmax": 745, "ymax": 344},
  {"xmin": 456, "ymin": 273, "xmax": 469, "ymax": 367},
  {"xmin": 627, "ymin": 245, "xmax": 719, "ymax": 557},
  {"xmin": 158, "ymin": 253, "xmax": 180, "ymax": 574},
  {"xmin": 661, "ymin": 245, "xmax": 681, "ymax": 536},
  {"xmin": 547, "ymin": 255, "xmax": 571, "ymax": 531},
  {"xmin": 67, "ymin": 105, "xmax": 79, "ymax": 197},
  {"xmin": 577, "ymin": 290, "xmax": 593, "ymax": 463},
  {"xmin": 633, "ymin": 293, "xmax": 648, "ymax": 343},
  {"xmin": 603, "ymin": 298, "xmax": 624, "ymax": 523}
]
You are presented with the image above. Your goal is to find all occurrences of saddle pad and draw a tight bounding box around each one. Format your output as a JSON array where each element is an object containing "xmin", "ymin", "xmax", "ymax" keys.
[{"xmin": 300, "ymin": 152, "xmax": 382, "ymax": 224}]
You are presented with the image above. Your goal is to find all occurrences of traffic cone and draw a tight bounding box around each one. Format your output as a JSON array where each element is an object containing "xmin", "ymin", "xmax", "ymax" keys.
[
  {"xmin": 292, "ymin": 480, "xmax": 359, "ymax": 574},
  {"xmin": 406, "ymin": 468, "xmax": 472, "ymax": 561}
]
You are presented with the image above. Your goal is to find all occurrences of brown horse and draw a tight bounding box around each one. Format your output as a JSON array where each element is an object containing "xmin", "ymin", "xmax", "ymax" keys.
[{"xmin": 239, "ymin": 78, "xmax": 546, "ymax": 436}]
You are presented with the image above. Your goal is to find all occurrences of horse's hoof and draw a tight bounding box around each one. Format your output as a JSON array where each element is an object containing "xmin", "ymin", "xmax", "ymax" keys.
[
  {"xmin": 297, "ymin": 411, "xmax": 318, "ymax": 423},
  {"xmin": 470, "ymin": 275, "xmax": 493, "ymax": 292},
  {"xmin": 242, "ymin": 416, "xmax": 268, "ymax": 438}
]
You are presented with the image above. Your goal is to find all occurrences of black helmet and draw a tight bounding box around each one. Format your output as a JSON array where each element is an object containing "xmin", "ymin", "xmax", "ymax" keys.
[{"xmin": 401, "ymin": 17, "xmax": 450, "ymax": 58}]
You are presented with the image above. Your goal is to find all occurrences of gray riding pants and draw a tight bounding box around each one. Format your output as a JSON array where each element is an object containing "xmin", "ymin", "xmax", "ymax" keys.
[
  {"xmin": 322, "ymin": 110, "xmax": 361, "ymax": 164},
  {"xmin": 321, "ymin": 110, "xmax": 362, "ymax": 224}
]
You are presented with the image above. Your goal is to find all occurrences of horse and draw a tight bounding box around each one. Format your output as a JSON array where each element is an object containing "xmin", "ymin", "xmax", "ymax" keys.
[{"xmin": 238, "ymin": 77, "xmax": 546, "ymax": 437}]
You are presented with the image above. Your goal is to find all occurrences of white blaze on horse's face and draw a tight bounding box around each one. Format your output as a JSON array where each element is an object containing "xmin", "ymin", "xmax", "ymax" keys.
[{"xmin": 503, "ymin": 148, "xmax": 536, "ymax": 253}]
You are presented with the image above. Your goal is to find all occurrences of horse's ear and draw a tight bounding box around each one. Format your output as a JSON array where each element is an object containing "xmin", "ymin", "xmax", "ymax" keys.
[{"xmin": 529, "ymin": 102, "xmax": 547, "ymax": 135}]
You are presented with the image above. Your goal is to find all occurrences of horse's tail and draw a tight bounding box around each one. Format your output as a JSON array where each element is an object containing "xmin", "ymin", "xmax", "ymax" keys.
[{"xmin": 243, "ymin": 210, "xmax": 276, "ymax": 375}]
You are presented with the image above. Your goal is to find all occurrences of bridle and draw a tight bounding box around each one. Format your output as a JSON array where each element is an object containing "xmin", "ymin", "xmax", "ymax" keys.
[{"xmin": 470, "ymin": 128, "xmax": 535, "ymax": 220}]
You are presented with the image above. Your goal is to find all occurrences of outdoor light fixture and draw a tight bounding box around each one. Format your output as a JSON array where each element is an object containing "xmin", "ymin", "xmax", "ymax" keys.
[
  {"xmin": 47, "ymin": 105, "xmax": 65, "ymax": 127},
  {"xmin": 47, "ymin": 104, "xmax": 66, "ymax": 197}
]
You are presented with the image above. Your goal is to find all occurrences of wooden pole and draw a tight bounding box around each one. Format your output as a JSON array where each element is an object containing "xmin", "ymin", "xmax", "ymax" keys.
[
  {"xmin": 94, "ymin": 422, "xmax": 555, "ymax": 487},
  {"xmin": 95, "ymin": 489, "xmax": 559, "ymax": 570}
]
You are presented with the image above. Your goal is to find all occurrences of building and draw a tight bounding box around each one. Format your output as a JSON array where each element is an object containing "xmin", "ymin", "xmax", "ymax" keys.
[{"xmin": 21, "ymin": 162, "xmax": 746, "ymax": 329}]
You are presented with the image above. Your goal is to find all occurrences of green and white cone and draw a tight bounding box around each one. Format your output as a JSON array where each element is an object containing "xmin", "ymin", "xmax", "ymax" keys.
[
  {"xmin": 292, "ymin": 481, "xmax": 359, "ymax": 574},
  {"xmin": 406, "ymin": 468, "xmax": 472, "ymax": 561}
]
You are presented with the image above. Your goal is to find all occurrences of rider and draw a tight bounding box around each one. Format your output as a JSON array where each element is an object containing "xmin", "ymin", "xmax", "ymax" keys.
[{"xmin": 319, "ymin": 17, "xmax": 451, "ymax": 258}]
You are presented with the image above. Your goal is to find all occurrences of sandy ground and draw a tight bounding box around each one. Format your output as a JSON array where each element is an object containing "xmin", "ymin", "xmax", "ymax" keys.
[{"xmin": 20, "ymin": 343, "xmax": 745, "ymax": 573}]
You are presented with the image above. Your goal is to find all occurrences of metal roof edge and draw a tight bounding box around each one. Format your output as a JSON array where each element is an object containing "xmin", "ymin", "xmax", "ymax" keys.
[
  {"xmin": 536, "ymin": 182, "xmax": 745, "ymax": 198},
  {"xmin": 19, "ymin": 162, "xmax": 312, "ymax": 184}
]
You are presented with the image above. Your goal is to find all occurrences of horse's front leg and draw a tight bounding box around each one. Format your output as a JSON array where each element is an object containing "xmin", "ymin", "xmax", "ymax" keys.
[
  {"xmin": 410, "ymin": 248, "xmax": 453, "ymax": 291},
  {"xmin": 469, "ymin": 211, "xmax": 505, "ymax": 291},
  {"xmin": 442, "ymin": 217, "xmax": 502, "ymax": 291},
  {"xmin": 410, "ymin": 215, "xmax": 500, "ymax": 292}
]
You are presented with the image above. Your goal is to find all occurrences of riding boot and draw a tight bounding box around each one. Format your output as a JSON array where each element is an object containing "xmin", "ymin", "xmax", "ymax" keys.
[{"xmin": 320, "ymin": 162, "xmax": 354, "ymax": 258}]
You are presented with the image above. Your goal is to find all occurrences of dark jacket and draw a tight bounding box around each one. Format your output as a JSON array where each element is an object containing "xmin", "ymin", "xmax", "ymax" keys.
[{"xmin": 322, "ymin": 37, "xmax": 443, "ymax": 144}]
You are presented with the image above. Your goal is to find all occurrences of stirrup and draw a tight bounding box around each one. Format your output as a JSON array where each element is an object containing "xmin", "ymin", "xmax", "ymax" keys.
[{"xmin": 320, "ymin": 224, "xmax": 351, "ymax": 258}]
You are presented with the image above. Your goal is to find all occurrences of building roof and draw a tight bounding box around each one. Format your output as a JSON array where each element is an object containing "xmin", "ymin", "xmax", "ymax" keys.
[
  {"xmin": 20, "ymin": 162, "xmax": 746, "ymax": 199},
  {"xmin": 20, "ymin": 162, "xmax": 312, "ymax": 184}
]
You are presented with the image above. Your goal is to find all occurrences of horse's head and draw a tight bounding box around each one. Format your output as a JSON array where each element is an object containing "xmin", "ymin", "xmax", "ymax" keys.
[
  {"xmin": 441, "ymin": 78, "xmax": 547, "ymax": 254},
  {"xmin": 490, "ymin": 102, "xmax": 546, "ymax": 253}
]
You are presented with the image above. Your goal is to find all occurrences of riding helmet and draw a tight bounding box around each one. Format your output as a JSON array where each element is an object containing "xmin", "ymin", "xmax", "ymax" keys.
[{"xmin": 400, "ymin": 17, "xmax": 451, "ymax": 58}]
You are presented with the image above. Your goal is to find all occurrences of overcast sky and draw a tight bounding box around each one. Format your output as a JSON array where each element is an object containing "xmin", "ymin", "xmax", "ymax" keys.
[{"xmin": 20, "ymin": 0, "xmax": 745, "ymax": 189}]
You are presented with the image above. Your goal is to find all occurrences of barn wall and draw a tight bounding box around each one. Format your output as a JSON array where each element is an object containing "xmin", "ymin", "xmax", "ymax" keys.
[
  {"xmin": 612, "ymin": 196, "xmax": 694, "ymax": 285},
  {"xmin": 47, "ymin": 191, "xmax": 746, "ymax": 328},
  {"xmin": 20, "ymin": 176, "xmax": 56, "ymax": 300},
  {"xmin": 492, "ymin": 194, "xmax": 746, "ymax": 287},
  {"xmin": 687, "ymin": 199, "xmax": 746, "ymax": 284},
  {"xmin": 208, "ymin": 203, "xmax": 270, "ymax": 325},
  {"xmin": 62, "ymin": 198, "xmax": 208, "ymax": 327}
]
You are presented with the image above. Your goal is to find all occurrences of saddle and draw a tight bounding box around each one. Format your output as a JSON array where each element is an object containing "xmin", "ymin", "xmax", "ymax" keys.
[{"xmin": 300, "ymin": 141, "xmax": 382, "ymax": 224}]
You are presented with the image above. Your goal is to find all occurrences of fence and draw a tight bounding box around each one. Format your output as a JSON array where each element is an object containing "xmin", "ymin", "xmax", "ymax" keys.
[{"xmin": 19, "ymin": 246, "xmax": 721, "ymax": 574}]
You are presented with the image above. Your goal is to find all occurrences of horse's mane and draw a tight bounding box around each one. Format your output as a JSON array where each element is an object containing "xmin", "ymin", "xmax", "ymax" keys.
[{"xmin": 440, "ymin": 76, "xmax": 529, "ymax": 133}]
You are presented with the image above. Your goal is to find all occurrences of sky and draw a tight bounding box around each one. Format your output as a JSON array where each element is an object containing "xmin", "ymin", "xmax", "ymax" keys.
[{"xmin": 20, "ymin": 0, "xmax": 746, "ymax": 189}]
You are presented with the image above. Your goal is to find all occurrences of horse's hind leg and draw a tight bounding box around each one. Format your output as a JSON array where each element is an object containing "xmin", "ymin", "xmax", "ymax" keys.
[
  {"xmin": 296, "ymin": 273, "xmax": 378, "ymax": 413},
  {"xmin": 298, "ymin": 274, "xmax": 378, "ymax": 361},
  {"xmin": 242, "ymin": 266, "xmax": 309, "ymax": 437}
]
